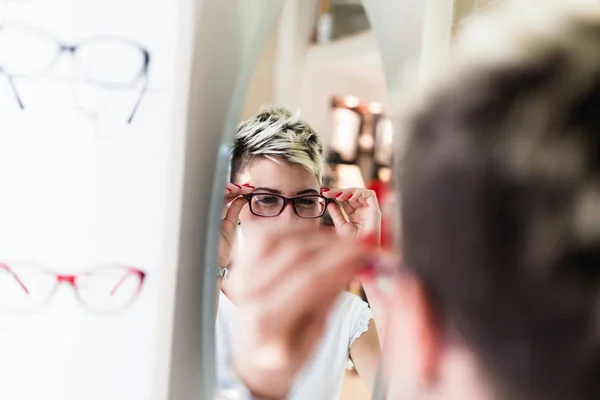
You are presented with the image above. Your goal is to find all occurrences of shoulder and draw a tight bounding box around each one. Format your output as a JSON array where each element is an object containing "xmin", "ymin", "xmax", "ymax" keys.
[
  {"xmin": 325, "ymin": 292, "xmax": 371, "ymax": 329},
  {"xmin": 330, "ymin": 292, "xmax": 373, "ymax": 348},
  {"xmin": 338, "ymin": 291, "xmax": 369, "ymax": 313}
]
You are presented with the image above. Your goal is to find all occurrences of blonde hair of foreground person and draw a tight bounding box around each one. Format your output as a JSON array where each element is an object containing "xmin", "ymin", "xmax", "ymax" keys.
[{"xmin": 223, "ymin": 2, "xmax": 600, "ymax": 400}]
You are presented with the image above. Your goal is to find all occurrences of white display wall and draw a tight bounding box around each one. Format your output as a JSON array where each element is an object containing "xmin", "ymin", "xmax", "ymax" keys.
[{"xmin": 0, "ymin": 0, "xmax": 182, "ymax": 399}]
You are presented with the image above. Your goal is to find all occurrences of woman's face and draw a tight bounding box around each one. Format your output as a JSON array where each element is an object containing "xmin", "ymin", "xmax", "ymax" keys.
[{"xmin": 238, "ymin": 158, "xmax": 322, "ymax": 236}]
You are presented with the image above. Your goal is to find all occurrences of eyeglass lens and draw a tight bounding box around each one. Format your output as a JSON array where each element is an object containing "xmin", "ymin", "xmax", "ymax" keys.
[
  {"xmin": 76, "ymin": 268, "xmax": 143, "ymax": 312},
  {"xmin": 0, "ymin": 27, "xmax": 57, "ymax": 76},
  {"xmin": 249, "ymin": 194, "xmax": 327, "ymax": 218}
]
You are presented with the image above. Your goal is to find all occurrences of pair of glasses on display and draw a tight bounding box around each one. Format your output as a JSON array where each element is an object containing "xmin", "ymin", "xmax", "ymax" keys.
[
  {"xmin": 243, "ymin": 193, "xmax": 332, "ymax": 218},
  {"xmin": 0, "ymin": 262, "xmax": 146, "ymax": 314},
  {"xmin": 0, "ymin": 24, "xmax": 150, "ymax": 123}
]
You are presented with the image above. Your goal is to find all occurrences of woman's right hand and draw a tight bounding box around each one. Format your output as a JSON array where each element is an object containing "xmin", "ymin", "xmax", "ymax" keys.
[{"xmin": 220, "ymin": 183, "xmax": 254, "ymax": 268}]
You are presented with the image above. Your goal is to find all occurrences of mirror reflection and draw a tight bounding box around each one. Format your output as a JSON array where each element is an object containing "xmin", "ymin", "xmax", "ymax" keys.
[
  {"xmin": 214, "ymin": 2, "xmax": 600, "ymax": 400},
  {"xmin": 216, "ymin": 1, "xmax": 389, "ymax": 399},
  {"xmin": 3, "ymin": 0, "xmax": 595, "ymax": 399}
]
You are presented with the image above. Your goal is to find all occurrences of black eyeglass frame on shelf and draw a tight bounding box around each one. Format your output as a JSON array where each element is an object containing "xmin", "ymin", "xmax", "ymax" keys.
[
  {"xmin": 0, "ymin": 24, "xmax": 151, "ymax": 123},
  {"xmin": 242, "ymin": 193, "xmax": 333, "ymax": 219}
]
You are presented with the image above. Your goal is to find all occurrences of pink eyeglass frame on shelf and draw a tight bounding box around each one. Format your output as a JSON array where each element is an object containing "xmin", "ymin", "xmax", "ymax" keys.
[{"xmin": 0, "ymin": 261, "xmax": 147, "ymax": 314}]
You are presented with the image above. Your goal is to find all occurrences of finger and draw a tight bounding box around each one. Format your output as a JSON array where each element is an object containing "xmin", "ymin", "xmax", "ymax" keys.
[
  {"xmin": 340, "ymin": 199, "xmax": 357, "ymax": 216},
  {"xmin": 322, "ymin": 188, "xmax": 354, "ymax": 202},
  {"xmin": 222, "ymin": 184, "xmax": 254, "ymax": 219},
  {"xmin": 322, "ymin": 189, "xmax": 352, "ymax": 217},
  {"xmin": 345, "ymin": 189, "xmax": 379, "ymax": 217},
  {"xmin": 321, "ymin": 188, "xmax": 340, "ymax": 199},
  {"xmin": 266, "ymin": 253, "xmax": 365, "ymax": 329},
  {"xmin": 225, "ymin": 182, "xmax": 242, "ymax": 195},
  {"xmin": 225, "ymin": 183, "xmax": 254, "ymax": 204},
  {"xmin": 233, "ymin": 229, "xmax": 340, "ymax": 298},
  {"xmin": 332, "ymin": 188, "xmax": 358, "ymax": 202},
  {"xmin": 324, "ymin": 192, "xmax": 357, "ymax": 216},
  {"xmin": 360, "ymin": 189, "xmax": 380, "ymax": 209},
  {"xmin": 243, "ymin": 226, "xmax": 328, "ymax": 260},
  {"xmin": 259, "ymin": 238, "xmax": 372, "ymax": 325},
  {"xmin": 334, "ymin": 188, "xmax": 366, "ymax": 214},
  {"xmin": 355, "ymin": 190, "xmax": 382, "ymax": 234},
  {"xmin": 236, "ymin": 229, "xmax": 337, "ymax": 288},
  {"xmin": 257, "ymin": 269, "xmax": 348, "ymax": 335},
  {"xmin": 346, "ymin": 190, "xmax": 365, "ymax": 213},
  {"xmin": 347, "ymin": 188, "xmax": 375, "ymax": 207},
  {"xmin": 327, "ymin": 200, "xmax": 350, "ymax": 231},
  {"xmin": 223, "ymin": 196, "xmax": 247, "ymax": 230}
]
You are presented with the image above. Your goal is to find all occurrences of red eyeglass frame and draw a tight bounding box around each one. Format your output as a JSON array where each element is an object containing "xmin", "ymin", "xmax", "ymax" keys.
[
  {"xmin": 0, "ymin": 261, "xmax": 147, "ymax": 314},
  {"xmin": 242, "ymin": 193, "xmax": 332, "ymax": 218}
]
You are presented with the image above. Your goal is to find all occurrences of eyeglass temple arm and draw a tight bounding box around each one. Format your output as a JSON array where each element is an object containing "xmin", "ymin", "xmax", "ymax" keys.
[
  {"xmin": 127, "ymin": 78, "xmax": 147, "ymax": 124},
  {"xmin": 0, "ymin": 263, "xmax": 29, "ymax": 294},
  {"xmin": 0, "ymin": 69, "xmax": 24, "ymax": 110},
  {"xmin": 109, "ymin": 269, "xmax": 145, "ymax": 296},
  {"xmin": 127, "ymin": 52, "xmax": 150, "ymax": 124}
]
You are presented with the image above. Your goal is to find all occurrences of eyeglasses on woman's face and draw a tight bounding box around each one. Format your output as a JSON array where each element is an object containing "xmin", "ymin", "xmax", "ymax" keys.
[{"xmin": 243, "ymin": 193, "xmax": 331, "ymax": 219}]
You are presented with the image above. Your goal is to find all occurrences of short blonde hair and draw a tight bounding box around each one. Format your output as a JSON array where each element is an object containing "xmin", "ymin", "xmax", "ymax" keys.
[{"xmin": 230, "ymin": 106, "xmax": 324, "ymax": 183}]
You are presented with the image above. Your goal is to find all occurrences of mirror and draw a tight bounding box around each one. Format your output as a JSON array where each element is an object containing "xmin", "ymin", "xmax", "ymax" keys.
[
  {"xmin": 212, "ymin": 1, "xmax": 404, "ymax": 399},
  {"xmin": 202, "ymin": 2, "xmax": 600, "ymax": 400}
]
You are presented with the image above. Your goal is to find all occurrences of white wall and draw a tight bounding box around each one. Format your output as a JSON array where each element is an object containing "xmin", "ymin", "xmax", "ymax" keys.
[
  {"xmin": 242, "ymin": 0, "xmax": 454, "ymax": 153},
  {"xmin": 242, "ymin": 6, "xmax": 388, "ymax": 149},
  {"xmin": 0, "ymin": 1, "xmax": 182, "ymax": 400},
  {"xmin": 241, "ymin": 22, "xmax": 279, "ymax": 120}
]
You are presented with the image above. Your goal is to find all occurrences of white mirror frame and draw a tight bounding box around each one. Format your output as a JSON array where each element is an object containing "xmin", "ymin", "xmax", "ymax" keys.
[{"xmin": 164, "ymin": 1, "xmax": 287, "ymax": 399}]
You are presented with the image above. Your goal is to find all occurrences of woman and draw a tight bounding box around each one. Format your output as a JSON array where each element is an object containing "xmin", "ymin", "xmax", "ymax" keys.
[{"xmin": 216, "ymin": 106, "xmax": 382, "ymax": 399}]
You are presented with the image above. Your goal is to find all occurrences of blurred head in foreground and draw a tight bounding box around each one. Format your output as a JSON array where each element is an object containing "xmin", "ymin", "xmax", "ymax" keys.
[{"xmin": 389, "ymin": 2, "xmax": 600, "ymax": 399}]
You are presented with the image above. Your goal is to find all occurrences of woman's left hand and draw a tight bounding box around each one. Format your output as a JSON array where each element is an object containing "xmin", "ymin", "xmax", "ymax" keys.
[{"xmin": 323, "ymin": 188, "xmax": 382, "ymax": 242}]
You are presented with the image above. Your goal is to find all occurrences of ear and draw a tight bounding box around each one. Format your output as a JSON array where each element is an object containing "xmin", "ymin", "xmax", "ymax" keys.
[{"xmin": 382, "ymin": 273, "xmax": 442, "ymax": 389}]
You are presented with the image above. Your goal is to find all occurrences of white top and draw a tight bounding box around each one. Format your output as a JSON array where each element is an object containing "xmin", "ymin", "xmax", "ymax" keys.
[{"xmin": 216, "ymin": 290, "xmax": 373, "ymax": 400}]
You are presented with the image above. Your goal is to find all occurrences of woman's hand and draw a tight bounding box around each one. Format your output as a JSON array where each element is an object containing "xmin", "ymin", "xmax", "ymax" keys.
[
  {"xmin": 230, "ymin": 228, "xmax": 372, "ymax": 399},
  {"xmin": 324, "ymin": 189, "xmax": 388, "ymax": 349},
  {"xmin": 220, "ymin": 183, "xmax": 254, "ymax": 268},
  {"xmin": 323, "ymin": 188, "xmax": 382, "ymax": 242}
]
